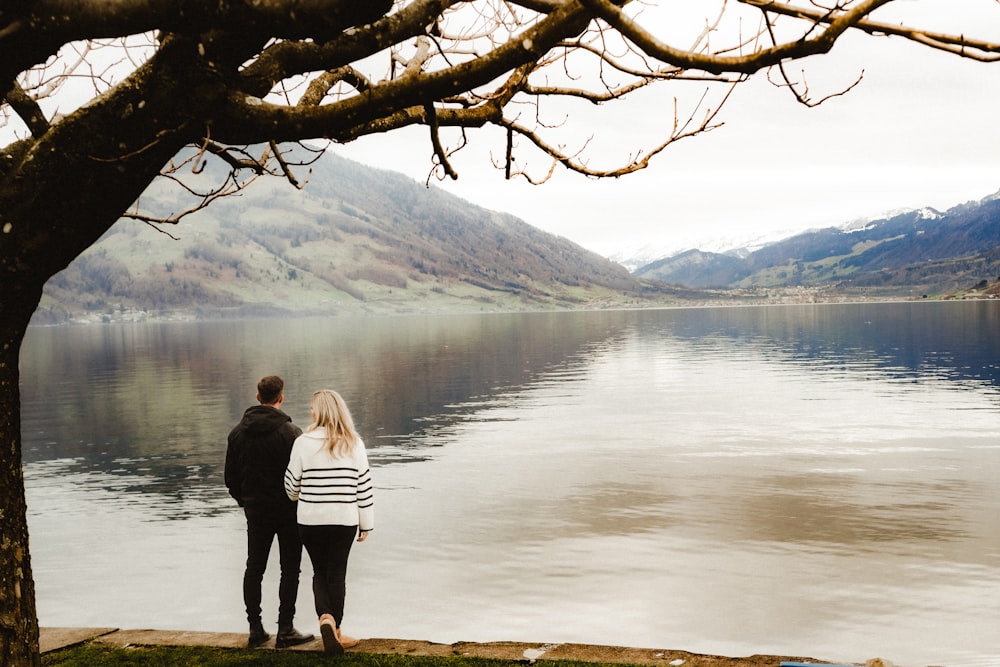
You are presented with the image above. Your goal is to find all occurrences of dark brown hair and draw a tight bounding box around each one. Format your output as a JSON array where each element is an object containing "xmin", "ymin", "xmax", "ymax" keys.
[{"xmin": 257, "ymin": 375, "xmax": 284, "ymax": 405}]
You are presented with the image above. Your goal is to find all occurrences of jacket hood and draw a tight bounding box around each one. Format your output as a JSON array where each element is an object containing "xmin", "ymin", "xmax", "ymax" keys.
[{"xmin": 239, "ymin": 405, "xmax": 293, "ymax": 435}]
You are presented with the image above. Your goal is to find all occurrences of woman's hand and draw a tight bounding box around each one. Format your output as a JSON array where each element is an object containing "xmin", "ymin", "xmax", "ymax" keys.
[{"xmin": 357, "ymin": 530, "xmax": 371, "ymax": 543}]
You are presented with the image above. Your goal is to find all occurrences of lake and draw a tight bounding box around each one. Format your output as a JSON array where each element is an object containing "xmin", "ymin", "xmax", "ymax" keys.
[{"xmin": 20, "ymin": 301, "xmax": 1000, "ymax": 667}]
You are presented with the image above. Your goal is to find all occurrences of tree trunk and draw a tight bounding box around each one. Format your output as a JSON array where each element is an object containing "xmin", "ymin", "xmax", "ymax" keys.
[
  {"xmin": 0, "ymin": 302, "xmax": 40, "ymax": 666},
  {"xmin": 0, "ymin": 35, "xmax": 217, "ymax": 663}
]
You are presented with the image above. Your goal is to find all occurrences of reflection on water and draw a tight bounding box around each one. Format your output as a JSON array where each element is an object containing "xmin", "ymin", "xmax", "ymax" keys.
[{"xmin": 21, "ymin": 302, "xmax": 1000, "ymax": 667}]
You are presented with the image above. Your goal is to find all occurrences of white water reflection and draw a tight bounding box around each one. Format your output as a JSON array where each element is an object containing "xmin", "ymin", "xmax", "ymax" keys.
[
  {"xmin": 23, "ymin": 304, "xmax": 1000, "ymax": 667},
  {"xmin": 346, "ymin": 337, "xmax": 999, "ymax": 666}
]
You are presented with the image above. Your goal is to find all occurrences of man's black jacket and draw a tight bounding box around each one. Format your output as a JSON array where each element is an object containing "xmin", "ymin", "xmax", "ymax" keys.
[{"xmin": 225, "ymin": 405, "xmax": 303, "ymax": 508}]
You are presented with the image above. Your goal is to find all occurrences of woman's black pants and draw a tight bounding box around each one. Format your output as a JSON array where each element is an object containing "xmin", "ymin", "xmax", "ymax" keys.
[{"xmin": 298, "ymin": 523, "xmax": 357, "ymax": 626}]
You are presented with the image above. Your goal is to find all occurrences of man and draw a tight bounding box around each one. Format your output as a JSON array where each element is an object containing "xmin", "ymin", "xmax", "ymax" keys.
[{"xmin": 225, "ymin": 375, "xmax": 313, "ymax": 648}]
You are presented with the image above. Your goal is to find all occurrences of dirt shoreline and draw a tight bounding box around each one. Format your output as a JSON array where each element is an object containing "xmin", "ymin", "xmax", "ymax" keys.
[{"xmin": 39, "ymin": 627, "xmax": 864, "ymax": 666}]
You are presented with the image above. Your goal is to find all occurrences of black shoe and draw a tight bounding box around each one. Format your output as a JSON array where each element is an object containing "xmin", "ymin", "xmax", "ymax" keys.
[
  {"xmin": 276, "ymin": 626, "xmax": 314, "ymax": 648},
  {"xmin": 248, "ymin": 623, "xmax": 271, "ymax": 648}
]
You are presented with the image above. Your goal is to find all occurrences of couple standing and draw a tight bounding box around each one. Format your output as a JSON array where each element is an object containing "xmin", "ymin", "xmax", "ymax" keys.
[{"xmin": 225, "ymin": 375, "xmax": 375, "ymax": 656}]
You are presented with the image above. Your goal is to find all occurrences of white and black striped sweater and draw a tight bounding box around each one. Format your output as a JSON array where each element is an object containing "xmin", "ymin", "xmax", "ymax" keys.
[{"xmin": 284, "ymin": 427, "xmax": 374, "ymax": 530}]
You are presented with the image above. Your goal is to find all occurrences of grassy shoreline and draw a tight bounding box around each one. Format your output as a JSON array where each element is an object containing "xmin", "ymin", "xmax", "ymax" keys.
[
  {"xmin": 42, "ymin": 644, "xmax": 552, "ymax": 667},
  {"xmin": 38, "ymin": 631, "xmax": 832, "ymax": 667}
]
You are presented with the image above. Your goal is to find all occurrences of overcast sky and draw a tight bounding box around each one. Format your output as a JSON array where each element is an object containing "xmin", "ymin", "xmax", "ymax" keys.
[{"xmin": 331, "ymin": 3, "xmax": 1000, "ymax": 260}]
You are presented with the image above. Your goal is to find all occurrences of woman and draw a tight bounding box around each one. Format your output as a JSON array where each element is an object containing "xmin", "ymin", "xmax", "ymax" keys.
[{"xmin": 284, "ymin": 389, "xmax": 374, "ymax": 656}]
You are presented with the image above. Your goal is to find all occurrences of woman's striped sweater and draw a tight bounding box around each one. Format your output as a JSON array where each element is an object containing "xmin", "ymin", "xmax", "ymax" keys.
[{"xmin": 284, "ymin": 427, "xmax": 374, "ymax": 530}]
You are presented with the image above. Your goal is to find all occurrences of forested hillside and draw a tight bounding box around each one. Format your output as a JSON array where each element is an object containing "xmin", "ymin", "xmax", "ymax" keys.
[{"xmin": 34, "ymin": 152, "xmax": 682, "ymax": 324}]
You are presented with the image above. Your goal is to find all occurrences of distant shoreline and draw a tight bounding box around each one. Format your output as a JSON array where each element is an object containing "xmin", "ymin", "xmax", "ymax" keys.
[{"xmin": 27, "ymin": 289, "xmax": 1000, "ymax": 327}]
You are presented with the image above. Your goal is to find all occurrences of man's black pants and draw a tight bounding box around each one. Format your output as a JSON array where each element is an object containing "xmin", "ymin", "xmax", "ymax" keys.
[{"xmin": 243, "ymin": 503, "xmax": 302, "ymax": 627}]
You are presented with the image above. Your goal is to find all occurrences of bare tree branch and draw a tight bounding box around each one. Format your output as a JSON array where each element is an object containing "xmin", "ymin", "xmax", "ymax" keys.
[
  {"xmin": 426, "ymin": 102, "xmax": 459, "ymax": 179},
  {"xmin": 498, "ymin": 82, "xmax": 737, "ymax": 179},
  {"xmin": 758, "ymin": 13, "xmax": 864, "ymax": 107},
  {"xmin": 577, "ymin": 0, "xmax": 897, "ymax": 74},
  {"xmin": 239, "ymin": 0, "xmax": 462, "ymax": 97},
  {"xmin": 741, "ymin": 0, "xmax": 1000, "ymax": 61},
  {"xmin": 768, "ymin": 62, "xmax": 865, "ymax": 107},
  {"xmin": 3, "ymin": 82, "xmax": 49, "ymax": 137}
]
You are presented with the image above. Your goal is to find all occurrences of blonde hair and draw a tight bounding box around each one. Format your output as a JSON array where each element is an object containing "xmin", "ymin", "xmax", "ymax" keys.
[{"xmin": 308, "ymin": 389, "xmax": 360, "ymax": 456}]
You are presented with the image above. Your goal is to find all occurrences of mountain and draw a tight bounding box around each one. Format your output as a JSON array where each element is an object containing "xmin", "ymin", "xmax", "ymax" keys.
[
  {"xmin": 635, "ymin": 192, "xmax": 1000, "ymax": 297},
  {"xmin": 608, "ymin": 227, "xmax": 802, "ymax": 273},
  {"xmin": 34, "ymin": 152, "xmax": 690, "ymax": 324}
]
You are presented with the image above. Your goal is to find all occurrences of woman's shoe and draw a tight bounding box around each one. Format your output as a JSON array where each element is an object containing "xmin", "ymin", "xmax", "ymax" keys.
[
  {"xmin": 336, "ymin": 627, "xmax": 359, "ymax": 649},
  {"xmin": 320, "ymin": 617, "xmax": 344, "ymax": 657}
]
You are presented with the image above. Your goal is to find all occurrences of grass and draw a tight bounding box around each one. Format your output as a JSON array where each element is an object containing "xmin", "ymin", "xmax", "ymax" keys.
[{"xmin": 42, "ymin": 644, "xmax": 625, "ymax": 667}]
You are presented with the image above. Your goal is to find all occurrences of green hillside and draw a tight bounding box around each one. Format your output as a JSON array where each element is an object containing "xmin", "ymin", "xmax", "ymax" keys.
[{"xmin": 34, "ymin": 152, "xmax": 685, "ymax": 324}]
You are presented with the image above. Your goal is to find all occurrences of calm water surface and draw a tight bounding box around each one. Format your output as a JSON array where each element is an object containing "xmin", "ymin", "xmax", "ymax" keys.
[{"xmin": 21, "ymin": 302, "xmax": 1000, "ymax": 667}]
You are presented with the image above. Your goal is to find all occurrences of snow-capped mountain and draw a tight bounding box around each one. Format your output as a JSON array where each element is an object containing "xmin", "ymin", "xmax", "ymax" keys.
[{"xmin": 629, "ymin": 190, "xmax": 1000, "ymax": 295}]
